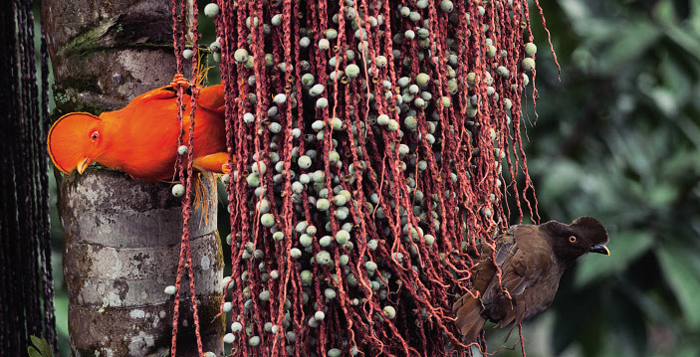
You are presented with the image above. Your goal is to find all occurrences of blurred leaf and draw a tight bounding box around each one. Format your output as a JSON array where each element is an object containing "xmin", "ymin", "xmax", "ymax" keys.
[
  {"xmin": 28, "ymin": 335, "xmax": 52, "ymax": 357},
  {"xmin": 672, "ymin": 0, "xmax": 690, "ymax": 20},
  {"xmin": 657, "ymin": 245, "xmax": 700, "ymax": 329},
  {"xmin": 661, "ymin": 26, "xmax": 700, "ymax": 65},
  {"xmin": 574, "ymin": 231, "xmax": 654, "ymax": 288},
  {"xmin": 54, "ymin": 295, "xmax": 69, "ymax": 339},
  {"xmin": 600, "ymin": 287, "xmax": 648, "ymax": 357},
  {"xmin": 552, "ymin": 284, "xmax": 602, "ymax": 355},
  {"xmin": 598, "ymin": 21, "xmax": 661, "ymax": 73},
  {"xmin": 539, "ymin": 160, "xmax": 584, "ymax": 197}
]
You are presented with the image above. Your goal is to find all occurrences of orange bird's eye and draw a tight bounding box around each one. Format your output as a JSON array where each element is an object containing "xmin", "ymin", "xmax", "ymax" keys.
[
  {"xmin": 90, "ymin": 130, "xmax": 99, "ymax": 141},
  {"xmin": 568, "ymin": 236, "xmax": 577, "ymax": 243}
]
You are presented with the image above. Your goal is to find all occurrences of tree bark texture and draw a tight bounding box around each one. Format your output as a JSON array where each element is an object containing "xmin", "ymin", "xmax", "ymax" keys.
[
  {"xmin": 42, "ymin": 0, "xmax": 223, "ymax": 355},
  {"xmin": 42, "ymin": 0, "xmax": 188, "ymax": 114},
  {"xmin": 60, "ymin": 169, "xmax": 223, "ymax": 356}
]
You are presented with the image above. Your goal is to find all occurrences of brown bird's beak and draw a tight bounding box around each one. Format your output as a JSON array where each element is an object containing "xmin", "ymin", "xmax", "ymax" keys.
[
  {"xmin": 77, "ymin": 157, "xmax": 92, "ymax": 174},
  {"xmin": 589, "ymin": 244, "xmax": 610, "ymax": 255}
]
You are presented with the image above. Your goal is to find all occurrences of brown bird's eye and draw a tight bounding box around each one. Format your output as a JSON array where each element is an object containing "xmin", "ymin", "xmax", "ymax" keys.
[{"xmin": 568, "ymin": 235, "xmax": 577, "ymax": 243}]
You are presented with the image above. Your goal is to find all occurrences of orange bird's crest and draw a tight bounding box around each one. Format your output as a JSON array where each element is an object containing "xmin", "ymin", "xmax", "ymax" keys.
[{"xmin": 48, "ymin": 112, "xmax": 102, "ymax": 175}]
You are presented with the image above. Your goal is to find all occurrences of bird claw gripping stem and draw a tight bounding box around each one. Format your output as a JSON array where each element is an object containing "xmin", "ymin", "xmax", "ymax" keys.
[{"xmin": 171, "ymin": 73, "xmax": 191, "ymax": 91}]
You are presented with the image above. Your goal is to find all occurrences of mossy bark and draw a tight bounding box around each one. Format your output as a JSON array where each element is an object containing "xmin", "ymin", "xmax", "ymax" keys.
[{"xmin": 42, "ymin": 0, "xmax": 223, "ymax": 355}]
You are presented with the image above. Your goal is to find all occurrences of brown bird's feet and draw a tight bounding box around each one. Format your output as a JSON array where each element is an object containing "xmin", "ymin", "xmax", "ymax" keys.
[{"xmin": 170, "ymin": 74, "xmax": 190, "ymax": 90}]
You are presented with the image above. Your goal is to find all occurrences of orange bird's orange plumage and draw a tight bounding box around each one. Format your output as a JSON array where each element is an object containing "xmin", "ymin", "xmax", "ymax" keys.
[{"xmin": 48, "ymin": 75, "xmax": 233, "ymax": 182}]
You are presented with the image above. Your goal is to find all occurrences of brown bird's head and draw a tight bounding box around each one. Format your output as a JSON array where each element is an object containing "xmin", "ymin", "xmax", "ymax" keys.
[
  {"xmin": 540, "ymin": 216, "xmax": 610, "ymax": 267},
  {"xmin": 48, "ymin": 112, "xmax": 106, "ymax": 175}
]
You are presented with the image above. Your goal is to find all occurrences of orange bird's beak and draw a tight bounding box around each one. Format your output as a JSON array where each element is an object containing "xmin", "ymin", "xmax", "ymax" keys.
[
  {"xmin": 47, "ymin": 112, "xmax": 101, "ymax": 174},
  {"xmin": 76, "ymin": 157, "xmax": 92, "ymax": 174}
]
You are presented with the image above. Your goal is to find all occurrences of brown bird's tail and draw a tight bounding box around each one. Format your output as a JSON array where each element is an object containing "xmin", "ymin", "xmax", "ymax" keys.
[{"xmin": 453, "ymin": 292, "xmax": 487, "ymax": 342}]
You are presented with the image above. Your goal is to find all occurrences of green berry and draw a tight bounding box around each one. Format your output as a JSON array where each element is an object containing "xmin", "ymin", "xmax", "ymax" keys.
[
  {"xmin": 204, "ymin": 3, "xmax": 220, "ymax": 17},
  {"xmin": 415, "ymin": 73, "xmax": 430, "ymax": 88},
  {"xmin": 171, "ymin": 184, "xmax": 185, "ymax": 197},
  {"xmin": 522, "ymin": 58, "xmax": 535, "ymax": 71},
  {"xmin": 332, "ymin": 194, "xmax": 347, "ymax": 206},
  {"xmin": 311, "ymin": 120, "xmax": 326, "ymax": 131},
  {"xmin": 246, "ymin": 173, "xmax": 260, "ymax": 187},
  {"xmin": 301, "ymin": 270, "xmax": 313, "ymax": 285},
  {"xmin": 345, "ymin": 64, "xmax": 360, "ymax": 78},
  {"xmin": 377, "ymin": 114, "xmax": 390, "ymax": 126},
  {"xmin": 271, "ymin": 14, "xmax": 282, "ymax": 26},
  {"xmin": 524, "ymin": 42, "xmax": 537, "ymax": 56},
  {"xmin": 234, "ymin": 49, "xmax": 249, "ymax": 63},
  {"xmin": 365, "ymin": 261, "xmax": 378, "ymax": 274},
  {"xmin": 316, "ymin": 198, "xmax": 330, "ymax": 211},
  {"xmin": 375, "ymin": 56, "xmax": 387, "ymax": 68},
  {"xmin": 368, "ymin": 239, "xmax": 378, "ymax": 251},
  {"xmin": 299, "ymin": 234, "xmax": 313, "ymax": 247},
  {"xmin": 273, "ymin": 93, "xmax": 287, "ymax": 104},
  {"xmin": 439, "ymin": 0, "xmax": 454, "ymax": 13},
  {"xmin": 251, "ymin": 162, "xmax": 266, "ymax": 175},
  {"xmin": 316, "ymin": 250, "xmax": 332, "ymax": 265},
  {"xmin": 301, "ymin": 73, "xmax": 315, "ymax": 87},
  {"xmin": 328, "ymin": 151, "xmax": 340, "ymax": 164},
  {"xmin": 261, "ymin": 213, "xmax": 275, "ymax": 227},
  {"xmin": 441, "ymin": 97, "xmax": 451, "ymax": 108},
  {"xmin": 319, "ymin": 235, "xmax": 332, "ymax": 247},
  {"xmin": 404, "ymin": 116, "xmax": 417, "ymax": 130},
  {"xmin": 223, "ymin": 333, "xmax": 235, "ymax": 343},
  {"xmin": 504, "ymin": 98, "xmax": 513, "ymax": 110},
  {"xmin": 309, "ymin": 84, "xmax": 325, "ymax": 97},
  {"xmin": 382, "ymin": 305, "xmax": 396, "ymax": 319},
  {"xmin": 486, "ymin": 45, "xmax": 497, "ymax": 58},
  {"xmin": 314, "ymin": 310, "xmax": 325, "ymax": 321},
  {"xmin": 497, "ymin": 66, "xmax": 510, "ymax": 77},
  {"xmin": 209, "ymin": 41, "xmax": 221, "ymax": 53},
  {"xmin": 467, "ymin": 72, "xmax": 476, "ymax": 86},
  {"xmin": 335, "ymin": 230, "xmax": 350, "ymax": 244},
  {"xmin": 298, "ymin": 155, "xmax": 312, "ymax": 169}
]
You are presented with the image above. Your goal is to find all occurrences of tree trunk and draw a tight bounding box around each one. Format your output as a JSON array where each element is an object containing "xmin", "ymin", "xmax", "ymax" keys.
[
  {"xmin": 42, "ymin": 0, "xmax": 224, "ymax": 355},
  {"xmin": 59, "ymin": 169, "xmax": 223, "ymax": 356}
]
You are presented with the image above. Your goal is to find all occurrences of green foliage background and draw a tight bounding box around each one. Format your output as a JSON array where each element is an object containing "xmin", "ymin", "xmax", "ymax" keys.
[
  {"xmin": 487, "ymin": 0, "xmax": 700, "ymax": 356},
  {"xmin": 47, "ymin": 0, "xmax": 700, "ymax": 356}
]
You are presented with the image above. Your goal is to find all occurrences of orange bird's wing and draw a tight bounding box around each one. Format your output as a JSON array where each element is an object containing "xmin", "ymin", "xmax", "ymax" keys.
[{"xmin": 196, "ymin": 84, "xmax": 225, "ymax": 114}]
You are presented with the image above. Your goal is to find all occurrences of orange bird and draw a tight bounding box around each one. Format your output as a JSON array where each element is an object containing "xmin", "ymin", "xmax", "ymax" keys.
[{"xmin": 48, "ymin": 75, "xmax": 232, "ymax": 182}]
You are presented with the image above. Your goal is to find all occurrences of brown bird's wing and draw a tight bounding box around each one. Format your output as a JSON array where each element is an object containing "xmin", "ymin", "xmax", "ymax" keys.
[
  {"xmin": 452, "ymin": 229, "xmax": 517, "ymax": 340},
  {"xmin": 479, "ymin": 235, "xmax": 527, "ymax": 326},
  {"xmin": 481, "ymin": 226, "xmax": 556, "ymax": 328}
]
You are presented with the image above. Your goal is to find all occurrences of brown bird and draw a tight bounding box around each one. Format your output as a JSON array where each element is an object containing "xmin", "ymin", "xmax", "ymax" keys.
[{"xmin": 452, "ymin": 216, "xmax": 610, "ymax": 342}]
